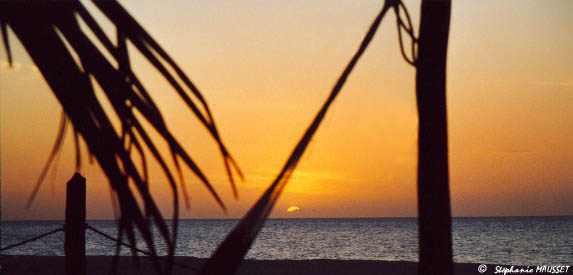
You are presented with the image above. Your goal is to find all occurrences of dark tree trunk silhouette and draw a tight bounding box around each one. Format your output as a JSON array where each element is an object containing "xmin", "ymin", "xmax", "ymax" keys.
[{"xmin": 415, "ymin": 1, "xmax": 453, "ymax": 275}]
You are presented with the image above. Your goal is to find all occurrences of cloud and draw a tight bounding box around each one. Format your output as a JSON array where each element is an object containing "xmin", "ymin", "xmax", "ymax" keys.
[
  {"xmin": 491, "ymin": 150, "xmax": 534, "ymax": 155},
  {"xmin": 531, "ymin": 81, "xmax": 573, "ymax": 87}
]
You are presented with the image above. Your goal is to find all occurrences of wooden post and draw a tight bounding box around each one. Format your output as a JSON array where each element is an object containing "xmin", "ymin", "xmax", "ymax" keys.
[
  {"xmin": 416, "ymin": 1, "xmax": 453, "ymax": 275},
  {"xmin": 65, "ymin": 173, "xmax": 86, "ymax": 275}
]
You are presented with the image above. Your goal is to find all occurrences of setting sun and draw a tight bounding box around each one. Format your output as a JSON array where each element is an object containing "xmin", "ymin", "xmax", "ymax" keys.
[
  {"xmin": 1, "ymin": 1, "xmax": 571, "ymax": 274},
  {"xmin": 287, "ymin": 206, "xmax": 300, "ymax": 213}
]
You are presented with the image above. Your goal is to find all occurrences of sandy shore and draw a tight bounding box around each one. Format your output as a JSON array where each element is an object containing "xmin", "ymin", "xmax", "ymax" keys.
[{"xmin": 0, "ymin": 255, "xmax": 510, "ymax": 275}]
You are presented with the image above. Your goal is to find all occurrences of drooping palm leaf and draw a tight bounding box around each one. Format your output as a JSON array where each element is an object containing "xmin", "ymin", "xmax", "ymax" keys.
[
  {"xmin": 25, "ymin": 111, "xmax": 68, "ymax": 209},
  {"xmin": 1, "ymin": 1, "xmax": 241, "ymax": 274},
  {"xmin": 1, "ymin": 20, "xmax": 12, "ymax": 65}
]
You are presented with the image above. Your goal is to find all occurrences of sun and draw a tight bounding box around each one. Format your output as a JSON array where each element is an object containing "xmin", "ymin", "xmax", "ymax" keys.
[{"xmin": 286, "ymin": 206, "xmax": 300, "ymax": 213}]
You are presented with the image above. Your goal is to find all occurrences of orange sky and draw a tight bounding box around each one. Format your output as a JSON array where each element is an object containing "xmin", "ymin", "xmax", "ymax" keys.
[{"xmin": 1, "ymin": 0, "xmax": 572, "ymax": 220}]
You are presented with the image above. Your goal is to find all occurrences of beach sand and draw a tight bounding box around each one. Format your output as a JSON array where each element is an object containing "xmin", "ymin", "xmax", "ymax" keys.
[{"xmin": 0, "ymin": 255, "xmax": 495, "ymax": 274}]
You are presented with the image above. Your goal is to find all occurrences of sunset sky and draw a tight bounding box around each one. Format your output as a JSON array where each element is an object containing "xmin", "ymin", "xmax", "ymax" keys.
[{"xmin": 1, "ymin": 0, "xmax": 572, "ymax": 220}]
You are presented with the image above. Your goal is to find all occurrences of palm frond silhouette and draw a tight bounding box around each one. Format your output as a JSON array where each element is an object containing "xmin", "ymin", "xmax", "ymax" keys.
[
  {"xmin": 2, "ymin": 1, "xmax": 242, "ymax": 274},
  {"xmin": 2, "ymin": 0, "xmax": 453, "ymax": 275}
]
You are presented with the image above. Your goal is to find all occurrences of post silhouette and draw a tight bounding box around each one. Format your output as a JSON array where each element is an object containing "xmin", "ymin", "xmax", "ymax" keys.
[
  {"xmin": 415, "ymin": 0, "xmax": 453, "ymax": 275},
  {"xmin": 64, "ymin": 173, "xmax": 86, "ymax": 275}
]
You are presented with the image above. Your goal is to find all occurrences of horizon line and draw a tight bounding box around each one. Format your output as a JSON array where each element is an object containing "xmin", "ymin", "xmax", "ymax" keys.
[{"xmin": 3, "ymin": 214, "xmax": 572, "ymax": 222}]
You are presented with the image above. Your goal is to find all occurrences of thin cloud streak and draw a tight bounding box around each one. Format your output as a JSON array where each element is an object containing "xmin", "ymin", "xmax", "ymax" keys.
[{"xmin": 531, "ymin": 81, "xmax": 573, "ymax": 87}]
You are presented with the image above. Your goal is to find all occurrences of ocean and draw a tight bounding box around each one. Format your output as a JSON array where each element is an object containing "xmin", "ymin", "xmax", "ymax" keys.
[{"xmin": 1, "ymin": 216, "xmax": 571, "ymax": 266}]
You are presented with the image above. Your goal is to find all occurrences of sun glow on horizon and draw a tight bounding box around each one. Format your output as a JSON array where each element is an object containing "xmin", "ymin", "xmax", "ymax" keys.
[{"xmin": 1, "ymin": 0, "xmax": 572, "ymax": 221}]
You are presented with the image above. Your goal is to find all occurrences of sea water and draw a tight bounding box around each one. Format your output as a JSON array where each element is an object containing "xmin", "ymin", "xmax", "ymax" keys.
[{"xmin": 1, "ymin": 216, "xmax": 571, "ymax": 266}]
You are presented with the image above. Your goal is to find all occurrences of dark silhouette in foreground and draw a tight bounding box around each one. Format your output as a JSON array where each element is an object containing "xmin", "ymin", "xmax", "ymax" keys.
[
  {"xmin": 64, "ymin": 174, "xmax": 87, "ymax": 275},
  {"xmin": 1, "ymin": 0, "xmax": 453, "ymax": 274},
  {"xmin": 2, "ymin": 2, "xmax": 241, "ymax": 274},
  {"xmin": 415, "ymin": 1, "xmax": 453, "ymax": 275},
  {"xmin": 4, "ymin": 255, "xmax": 489, "ymax": 275}
]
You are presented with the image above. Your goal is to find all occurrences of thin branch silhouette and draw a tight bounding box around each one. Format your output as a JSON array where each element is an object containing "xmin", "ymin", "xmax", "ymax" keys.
[
  {"xmin": 201, "ymin": 1, "xmax": 396, "ymax": 274},
  {"xmin": 25, "ymin": 111, "xmax": 68, "ymax": 209}
]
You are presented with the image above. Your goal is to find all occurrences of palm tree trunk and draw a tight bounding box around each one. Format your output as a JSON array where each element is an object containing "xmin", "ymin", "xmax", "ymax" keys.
[{"xmin": 415, "ymin": 1, "xmax": 453, "ymax": 275}]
